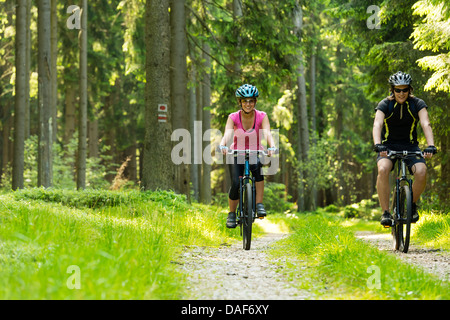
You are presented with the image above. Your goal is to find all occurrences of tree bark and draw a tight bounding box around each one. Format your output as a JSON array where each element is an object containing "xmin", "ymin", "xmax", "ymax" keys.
[
  {"xmin": 77, "ymin": 0, "xmax": 87, "ymax": 190},
  {"xmin": 142, "ymin": 0, "xmax": 175, "ymax": 191},
  {"xmin": 25, "ymin": 0, "xmax": 31, "ymax": 139},
  {"xmin": 200, "ymin": 43, "xmax": 212, "ymax": 204},
  {"xmin": 188, "ymin": 57, "xmax": 199, "ymax": 201},
  {"xmin": 12, "ymin": 0, "xmax": 28, "ymax": 190},
  {"xmin": 170, "ymin": 0, "xmax": 189, "ymax": 197},
  {"xmin": 64, "ymin": 83, "xmax": 76, "ymax": 144},
  {"xmin": 293, "ymin": 1, "xmax": 309, "ymax": 212},
  {"xmin": 309, "ymin": 50, "xmax": 317, "ymax": 209},
  {"xmin": 37, "ymin": 0, "xmax": 53, "ymax": 188},
  {"xmin": 50, "ymin": 0, "xmax": 57, "ymax": 142}
]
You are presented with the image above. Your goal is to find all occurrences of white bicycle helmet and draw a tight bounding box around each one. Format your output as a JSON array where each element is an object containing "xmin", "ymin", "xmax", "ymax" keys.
[{"xmin": 389, "ymin": 71, "xmax": 412, "ymax": 86}]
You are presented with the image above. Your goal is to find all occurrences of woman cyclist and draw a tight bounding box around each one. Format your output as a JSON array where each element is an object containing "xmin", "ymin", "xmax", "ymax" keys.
[
  {"xmin": 373, "ymin": 71, "xmax": 437, "ymax": 227},
  {"xmin": 219, "ymin": 84, "xmax": 277, "ymax": 228}
]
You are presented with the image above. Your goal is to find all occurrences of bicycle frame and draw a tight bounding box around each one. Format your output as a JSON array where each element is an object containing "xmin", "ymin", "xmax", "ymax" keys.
[
  {"xmin": 236, "ymin": 151, "xmax": 258, "ymax": 225},
  {"xmin": 393, "ymin": 153, "xmax": 413, "ymax": 223},
  {"xmin": 222, "ymin": 147, "xmax": 276, "ymax": 250},
  {"xmin": 388, "ymin": 150, "xmax": 422, "ymax": 253}
]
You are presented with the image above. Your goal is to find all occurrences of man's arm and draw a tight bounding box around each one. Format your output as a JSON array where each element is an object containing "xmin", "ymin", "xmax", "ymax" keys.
[
  {"xmin": 418, "ymin": 108, "xmax": 435, "ymax": 158},
  {"xmin": 373, "ymin": 110, "xmax": 387, "ymax": 156},
  {"xmin": 373, "ymin": 110, "xmax": 385, "ymax": 145}
]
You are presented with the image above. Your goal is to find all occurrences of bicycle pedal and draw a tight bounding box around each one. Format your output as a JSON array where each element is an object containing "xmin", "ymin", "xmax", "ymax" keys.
[{"xmin": 258, "ymin": 216, "xmax": 265, "ymax": 220}]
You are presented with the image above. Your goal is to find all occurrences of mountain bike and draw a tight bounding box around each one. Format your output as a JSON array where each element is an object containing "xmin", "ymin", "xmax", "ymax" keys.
[
  {"xmin": 227, "ymin": 148, "xmax": 276, "ymax": 250},
  {"xmin": 387, "ymin": 150, "xmax": 423, "ymax": 253}
]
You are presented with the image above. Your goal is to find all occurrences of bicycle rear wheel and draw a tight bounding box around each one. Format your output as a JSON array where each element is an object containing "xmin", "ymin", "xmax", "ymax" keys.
[
  {"xmin": 392, "ymin": 185, "xmax": 412, "ymax": 252},
  {"xmin": 242, "ymin": 182, "xmax": 253, "ymax": 250}
]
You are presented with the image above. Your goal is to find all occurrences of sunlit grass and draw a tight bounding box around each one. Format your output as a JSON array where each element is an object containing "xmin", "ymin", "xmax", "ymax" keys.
[
  {"xmin": 413, "ymin": 212, "xmax": 450, "ymax": 250},
  {"xmin": 270, "ymin": 213, "xmax": 449, "ymax": 300},
  {"xmin": 0, "ymin": 188, "xmax": 239, "ymax": 299}
]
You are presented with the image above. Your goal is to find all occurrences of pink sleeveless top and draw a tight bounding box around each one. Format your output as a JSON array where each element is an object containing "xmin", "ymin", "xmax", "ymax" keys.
[{"xmin": 229, "ymin": 109, "xmax": 267, "ymax": 150}]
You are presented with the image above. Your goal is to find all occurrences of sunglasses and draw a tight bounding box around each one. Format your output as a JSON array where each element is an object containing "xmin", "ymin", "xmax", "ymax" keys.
[
  {"xmin": 241, "ymin": 99, "xmax": 256, "ymax": 104},
  {"xmin": 394, "ymin": 88, "xmax": 410, "ymax": 93}
]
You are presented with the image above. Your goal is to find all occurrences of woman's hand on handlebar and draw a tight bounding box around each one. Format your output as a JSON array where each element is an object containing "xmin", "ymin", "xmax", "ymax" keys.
[
  {"xmin": 267, "ymin": 147, "xmax": 277, "ymax": 157},
  {"xmin": 219, "ymin": 145, "xmax": 228, "ymax": 155}
]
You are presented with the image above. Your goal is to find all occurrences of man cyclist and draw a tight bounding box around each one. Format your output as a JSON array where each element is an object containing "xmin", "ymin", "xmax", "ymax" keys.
[
  {"xmin": 373, "ymin": 71, "xmax": 437, "ymax": 227},
  {"xmin": 219, "ymin": 84, "xmax": 277, "ymax": 228}
]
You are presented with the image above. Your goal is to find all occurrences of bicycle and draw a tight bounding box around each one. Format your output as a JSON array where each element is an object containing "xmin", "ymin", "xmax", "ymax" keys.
[
  {"xmin": 225, "ymin": 148, "xmax": 277, "ymax": 250},
  {"xmin": 387, "ymin": 150, "xmax": 423, "ymax": 253}
]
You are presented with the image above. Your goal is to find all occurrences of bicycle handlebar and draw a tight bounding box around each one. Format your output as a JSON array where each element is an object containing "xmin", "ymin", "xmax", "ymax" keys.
[
  {"xmin": 387, "ymin": 150, "xmax": 424, "ymax": 158},
  {"xmin": 219, "ymin": 147, "xmax": 279, "ymax": 156}
]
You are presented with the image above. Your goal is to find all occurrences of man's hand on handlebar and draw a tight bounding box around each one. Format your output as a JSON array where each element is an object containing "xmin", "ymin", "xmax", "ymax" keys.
[
  {"xmin": 373, "ymin": 144, "xmax": 388, "ymax": 157},
  {"xmin": 423, "ymin": 145, "xmax": 437, "ymax": 159}
]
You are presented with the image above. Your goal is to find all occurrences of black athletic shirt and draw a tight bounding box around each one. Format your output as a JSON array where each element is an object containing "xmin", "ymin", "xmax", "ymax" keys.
[{"xmin": 375, "ymin": 96, "xmax": 427, "ymax": 145}]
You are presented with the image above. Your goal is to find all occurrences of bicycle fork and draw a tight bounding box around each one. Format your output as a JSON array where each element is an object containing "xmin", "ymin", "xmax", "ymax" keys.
[{"xmin": 393, "ymin": 160, "xmax": 413, "ymax": 224}]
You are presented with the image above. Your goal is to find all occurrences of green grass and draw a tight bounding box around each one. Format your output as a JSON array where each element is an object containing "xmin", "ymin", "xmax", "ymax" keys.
[
  {"xmin": 270, "ymin": 212, "xmax": 449, "ymax": 300},
  {"xmin": 2, "ymin": 187, "xmax": 447, "ymax": 300},
  {"xmin": 413, "ymin": 212, "xmax": 450, "ymax": 250},
  {"xmin": 0, "ymin": 188, "xmax": 240, "ymax": 299}
]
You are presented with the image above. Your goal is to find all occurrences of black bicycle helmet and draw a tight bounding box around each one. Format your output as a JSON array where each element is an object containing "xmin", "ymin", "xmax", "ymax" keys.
[
  {"xmin": 389, "ymin": 71, "xmax": 412, "ymax": 86},
  {"xmin": 235, "ymin": 84, "xmax": 259, "ymax": 99}
]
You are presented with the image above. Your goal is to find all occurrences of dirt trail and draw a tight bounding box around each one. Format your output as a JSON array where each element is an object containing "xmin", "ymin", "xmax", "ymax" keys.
[
  {"xmin": 356, "ymin": 231, "xmax": 449, "ymax": 282},
  {"xmin": 179, "ymin": 221, "xmax": 448, "ymax": 300},
  {"xmin": 180, "ymin": 219, "xmax": 309, "ymax": 300}
]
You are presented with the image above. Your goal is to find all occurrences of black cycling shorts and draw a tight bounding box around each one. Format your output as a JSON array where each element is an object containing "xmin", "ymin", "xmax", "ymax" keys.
[{"xmin": 228, "ymin": 156, "xmax": 264, "ymax": 201}]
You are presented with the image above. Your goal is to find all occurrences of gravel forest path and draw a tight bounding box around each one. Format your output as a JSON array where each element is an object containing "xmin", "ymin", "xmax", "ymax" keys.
[
  {"xmin": 179, "ymin": 221, "xmax": 449, "ymax": 300},
  {"xmin": 180, "ymin": 219, "xmax": 309, "ymax": 300},
  {"xmin": 356, "ymin": 231, "xmax": 449, "ymax": 282}
]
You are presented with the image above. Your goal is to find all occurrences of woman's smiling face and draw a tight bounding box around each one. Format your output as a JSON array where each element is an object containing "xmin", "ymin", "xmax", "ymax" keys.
[
  {"xmin": 240, "ymin": 98, "xmax": 257, "ymax": 114},
  {"xmin": 393, "ymin": 85, "xmax": 410, "ymax": 104}
]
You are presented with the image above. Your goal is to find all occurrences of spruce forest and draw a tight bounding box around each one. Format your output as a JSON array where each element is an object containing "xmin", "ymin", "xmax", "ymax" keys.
[{"xmin": 1, "ymin": 0, "xmax": 449, "ymax": 211}]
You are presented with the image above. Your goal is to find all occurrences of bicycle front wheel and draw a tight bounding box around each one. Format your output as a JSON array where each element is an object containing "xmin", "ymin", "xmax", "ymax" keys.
[
  {"xmin": 400, "ymin": 184, "xmax": 412, "ymax": 253},
  {"xmin": 392, "ymin": 184, "xmax": 412, "ymax": 253},
  {"xmin": 242, "ymin": 182, "xmax": 253, "ymax": 250}
]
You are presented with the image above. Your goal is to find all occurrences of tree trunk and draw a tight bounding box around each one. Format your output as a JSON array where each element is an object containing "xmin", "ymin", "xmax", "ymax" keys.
[
  {"xmin": 13, "ymin": 0, "xmax": 28, "ymax": 190},
  {"xmin": 170, "ymin": 0, "xmax": 189, "ymax": 197},
  {"xmin": 88, "ymin": 118, "xmax": 99, "ymax": 158},
  {"xmin": 37, "ymin": 0, "xmax": 53, "ymax": 188},
  {"xmin": 76, "ymin": 0, "xmax": 87, "ymax": 190},
  {"xmin": 142, "ymin": 0, "xmax": 174, "ymax": 191},
  {"xmin": 189, "ymin": 58, "xmax": 199, "ymax": 201},
  {"xmin": 25, "ymin": 0, "xmax": 31, "ymax": 139},
  {"xmin": 293, "ymin": 1, "xmax": 309, "ymax": 212},
  {"xmin": 309, "ymin": 50, "xmax": 317, "ymax": 210},
  {"xmin": 64, "ymin": 83, "xmax": 76, "ymax": 144},
  {"xmin": 50, "ymin": 0, "xmax": 57, "ymax": 142},
  {"xmin": 200, "ymin": 43, "xmax": 212, "ymax": 204}
]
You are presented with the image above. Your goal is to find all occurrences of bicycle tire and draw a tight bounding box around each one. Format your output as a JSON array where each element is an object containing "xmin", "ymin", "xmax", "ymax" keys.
[
  {"xmin": 401, "ymin": 184, "xmax": 412, "ymax": 253},
  {"xmin": 242, "ymin": 182, "xmax": 253, "ymax": 250},
  {"xmin": 391, "ymin": 185, "xmax": 412, "ymax": 252},
  {"xmin": 391, "ymin": 187, "xmax": 400, "ymax": 251}
]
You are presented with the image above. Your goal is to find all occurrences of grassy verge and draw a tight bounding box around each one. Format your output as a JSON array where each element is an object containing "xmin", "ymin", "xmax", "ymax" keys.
[
  {"xmin": 270, "ymin": 212, "xmax": 449, "ymax": 299},
  {"xmin": 413, "ymin": 212, "xmax": 450, "ymax": 250},
  {"xmin": 0, "ymin": 188, "xmax": 240, "ymax": 299}
]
